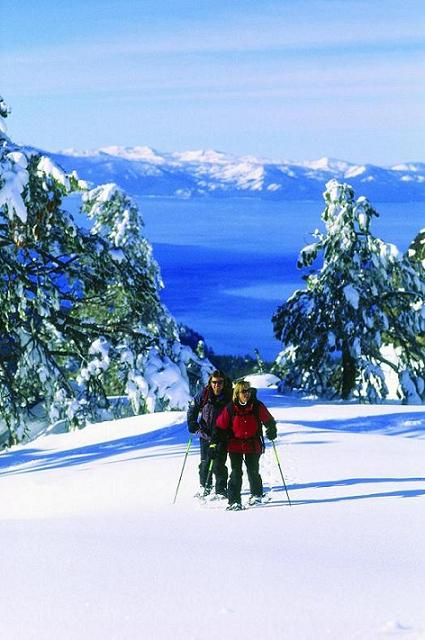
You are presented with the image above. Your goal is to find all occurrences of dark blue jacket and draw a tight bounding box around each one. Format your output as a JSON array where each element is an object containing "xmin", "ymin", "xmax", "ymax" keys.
[{"xmin": 187, "ymin": 386, "xmax": 232, "ymax": 435}]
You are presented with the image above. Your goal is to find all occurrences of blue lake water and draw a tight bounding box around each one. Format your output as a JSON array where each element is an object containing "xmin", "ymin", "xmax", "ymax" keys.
[{"xmin": 138, "ymin": 197, "xmax": 424, "ymax": 359}]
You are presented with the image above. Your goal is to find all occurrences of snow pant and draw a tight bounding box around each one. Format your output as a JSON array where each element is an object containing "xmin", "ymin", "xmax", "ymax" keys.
[
  {"xmin": 228, "ymin": 452, "xmax": 263, "ymax": 505},
  {"xmin": 199, "ymin": 437, "xmax": 228, "ymax": 494}
]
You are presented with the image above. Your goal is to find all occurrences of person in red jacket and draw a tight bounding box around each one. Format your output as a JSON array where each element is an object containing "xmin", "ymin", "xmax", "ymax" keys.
[{"xmin": 214, "ymin": 380, "xmax": 277, "ymax": 511}]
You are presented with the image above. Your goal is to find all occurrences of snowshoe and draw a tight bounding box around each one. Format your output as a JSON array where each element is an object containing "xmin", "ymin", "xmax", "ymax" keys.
[
  {"xmin": 194, "ymin": 486, "xmax": 211, "ymax": 499},
  {"xmin": 209, "ymin": 490, "xmax": 227, "ymax": 501},
  {"xmin": 248, "ymin": 493, "xmax": 272, "ymax": 506},
  {"xmin": 261, "ymin": 493, "xmax": 272, "ymax": 503},
  {"xmin": 226, "ymin": 502, "xmax": 245, "ymax": 511}
]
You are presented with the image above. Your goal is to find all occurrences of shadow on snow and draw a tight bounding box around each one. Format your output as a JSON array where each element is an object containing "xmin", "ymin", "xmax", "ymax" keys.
[
  {"xmin": 267, "ymin": 475, "xmax": 425, "ymax": 507},
  {"xmin": 0, "ymin": 420, "xmax": 197, "ymax": 477},
  {"xmin": 279, "ymin": 412, "xmax": 425, "ymax": 439}
]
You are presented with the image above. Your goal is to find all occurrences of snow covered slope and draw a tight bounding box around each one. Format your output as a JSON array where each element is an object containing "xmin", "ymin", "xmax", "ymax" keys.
[
  {"xmin": 42, "ymin": 146, "xmax": 425, "ymax": 201},
  {"xmin": 2, "ymin": 385, "xmax": 425, "ymax": 639}
]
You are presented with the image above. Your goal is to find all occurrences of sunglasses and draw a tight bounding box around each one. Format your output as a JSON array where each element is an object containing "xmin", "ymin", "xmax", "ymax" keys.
[
  {"xmin": 211, "ymin": 380, "xmax": 224, "ymax": 385},
  {"xmin": 241, "ymin": 388, "xmax": 251, "ymax": 395}
]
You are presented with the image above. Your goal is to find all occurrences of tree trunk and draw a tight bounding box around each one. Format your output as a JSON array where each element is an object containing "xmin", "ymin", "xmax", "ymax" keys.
[{"xmin": 341, "ymin": 342, "xmax": 356, "ymax": 399}]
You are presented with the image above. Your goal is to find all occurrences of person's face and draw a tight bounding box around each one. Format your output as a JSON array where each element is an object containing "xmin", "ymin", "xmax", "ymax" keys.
[
  {"xmin": 238, "ymin": 385, "xmax": 251, "ymax": 402},
  {"xmin": 210, "ymin": 378, "xmax": 224, "ymax": 396}
]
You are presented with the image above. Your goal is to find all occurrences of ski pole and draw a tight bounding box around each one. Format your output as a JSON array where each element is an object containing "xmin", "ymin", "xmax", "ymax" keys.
[
  {"xmin": 172, "ymin": 435, "xmax": 193, "ymax": 504},
  {"xmin": 272, "ymin": 441, "xmax": 292, "ymax": 507}
]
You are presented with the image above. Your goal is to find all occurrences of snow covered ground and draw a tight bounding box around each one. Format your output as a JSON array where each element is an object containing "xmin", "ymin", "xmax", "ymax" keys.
[{"xmin": 1, "ymin": 377, "xmax": 425, "ymax": 640}]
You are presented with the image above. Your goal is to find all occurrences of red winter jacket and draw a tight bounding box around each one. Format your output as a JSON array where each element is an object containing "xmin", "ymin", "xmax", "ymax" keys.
[{"xmin": 215, "ymin": 400, "xmax": 274, "ymax": 454}]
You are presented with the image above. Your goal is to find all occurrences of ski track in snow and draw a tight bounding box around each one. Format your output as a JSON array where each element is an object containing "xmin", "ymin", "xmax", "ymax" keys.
[{"xmin": 1, "ymin": 386, "xmax": 425, "ymax": 640}]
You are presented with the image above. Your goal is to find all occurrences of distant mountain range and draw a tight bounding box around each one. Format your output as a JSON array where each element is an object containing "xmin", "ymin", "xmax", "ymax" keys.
[{"xmin": 45, "ymin": 146, "xmax": 425, "ymax": 201}]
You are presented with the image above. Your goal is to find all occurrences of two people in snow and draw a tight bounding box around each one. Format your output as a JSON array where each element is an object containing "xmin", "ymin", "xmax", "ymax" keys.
[{"xmin": 187, "ymin": 371, "xmax": 277, "ymax": 510}]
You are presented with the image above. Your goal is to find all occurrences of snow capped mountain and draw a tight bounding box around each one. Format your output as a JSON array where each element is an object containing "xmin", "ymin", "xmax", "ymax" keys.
[
  {"xmin": 295, "ymin": 156, "xmax": 352, "ymax": 173},
  {"xmin": 344, "ymin": 164, "xmax": 367, "ymax": 178},
  {"xmin": 46, "ymin": 146, "xmax": 425, "ymax": 201},
  {"xmin": 391, "ymin": 162, "xmax": 425, "ymax": 172},
  {"xmin": 100, "ymin": 145, "xmax": 167, "ymax": 164},
  {"xmin": 172, "ymin": 148, "xmax": 233, "ymax": 164}
]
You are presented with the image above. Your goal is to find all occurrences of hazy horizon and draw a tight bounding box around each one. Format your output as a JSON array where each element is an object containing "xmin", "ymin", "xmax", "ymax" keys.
[{"xmin": 2, "ymin": 0, "xmax": 425, "ymax": 165}]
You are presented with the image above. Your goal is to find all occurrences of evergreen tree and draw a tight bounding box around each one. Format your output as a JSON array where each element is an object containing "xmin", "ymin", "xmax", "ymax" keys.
[
  {"xmin": 272, "ymin": 180, "xmax": 425, "ymax": 403},
  {"xmin": 406, "ymin": 227, "xmax": 425, "ymax": 352},
  {"xmin": 407, "ymin": 227, "xmax": 425, "ymax": 268},
  {"xmin": 0, "ymin": 98, "xmax": 211, "ymax": 445}
]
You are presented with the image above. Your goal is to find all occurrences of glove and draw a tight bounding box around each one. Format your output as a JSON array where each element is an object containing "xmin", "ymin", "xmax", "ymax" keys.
[
  {"xmin": 188, "ymin": 422, "xmax": 199, "ymax": 434},
  {"xmin": 265, "ymin": 423, "xmax": 277, "ymax": 441},
  {"xmin": 197, "ymin": 429, "xmax": 211, "ymax": 441},
  {"xmin": 208, "ymin": 443, "xmax": 218, "ymax": 459}
]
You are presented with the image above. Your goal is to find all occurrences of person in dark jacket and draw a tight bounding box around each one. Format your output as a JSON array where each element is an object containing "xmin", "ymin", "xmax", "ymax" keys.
[
  {"xmin": 187, "ymin": 370, "xmax": 232, "ymax": 498},
  {"xmin": 215, "ymin": 380, "xmax": 277, "ymax": 510}
]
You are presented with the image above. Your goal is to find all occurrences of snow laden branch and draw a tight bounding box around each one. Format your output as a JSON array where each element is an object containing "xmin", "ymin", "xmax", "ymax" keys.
[
  {"xmin": 272, "ymin": 179, "xmax": 425, "ymax": 403},
  {"xmin": 0, "ymin": 96, "xmax": 212, "ymax": 446}
]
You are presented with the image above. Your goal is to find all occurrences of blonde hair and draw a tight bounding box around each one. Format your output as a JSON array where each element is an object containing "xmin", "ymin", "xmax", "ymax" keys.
[{"xmin": 232, "ymin": 380, "xmax": 251, "ymax": 403}]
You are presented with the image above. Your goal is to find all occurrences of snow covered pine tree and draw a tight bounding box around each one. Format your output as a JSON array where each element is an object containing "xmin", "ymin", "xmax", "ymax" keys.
[
  {"xmin": 272, "ymin": 180, "xmax": 425, "ymax": 403},
  {"xmin": 0, "ymin": 97, "xmax": 211, "ymax": 446},
  {"xmin": 407, "ymin": 227, "xmax": 425, "ymax": 271}
]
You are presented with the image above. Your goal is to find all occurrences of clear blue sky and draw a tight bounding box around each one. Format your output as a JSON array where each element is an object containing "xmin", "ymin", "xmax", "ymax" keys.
[{"xmin": 1, "ymin": 0, "xmax": 425, "ymax": 164}]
